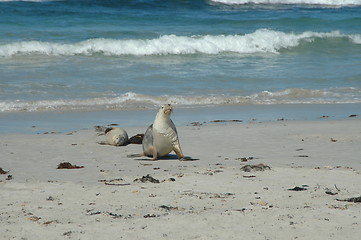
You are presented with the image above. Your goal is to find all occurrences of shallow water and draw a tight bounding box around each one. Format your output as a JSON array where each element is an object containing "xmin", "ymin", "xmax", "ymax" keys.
[{"xmin": 0, "ymin": 103, "xmax": 359, "ymax": 134}]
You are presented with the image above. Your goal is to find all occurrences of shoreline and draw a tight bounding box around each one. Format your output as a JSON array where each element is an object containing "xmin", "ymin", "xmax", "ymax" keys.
[{"xmin": 0, "ymin": 102, "xmax": 360, "ymax": 134}]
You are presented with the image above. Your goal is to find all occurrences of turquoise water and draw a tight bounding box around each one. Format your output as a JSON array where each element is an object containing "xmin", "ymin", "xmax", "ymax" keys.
[{"xmin": 1, "ymin": 0, "xmax": 361, "ymax": 113}]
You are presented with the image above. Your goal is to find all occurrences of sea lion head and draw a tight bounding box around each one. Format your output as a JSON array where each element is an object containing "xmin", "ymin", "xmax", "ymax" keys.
[
  {"xmin": 158, "ymin": 104, "xmax": 173, "ymax": 118},
  {"xmin": 112, "ymin": 134, "xmax": 128, "ymax": 146},
  {"xmin": 113, "ymin": 135, "xmax": 122, "ymax": 146}
]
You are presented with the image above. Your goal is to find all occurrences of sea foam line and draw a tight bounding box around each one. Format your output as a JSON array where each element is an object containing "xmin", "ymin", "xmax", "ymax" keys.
[
  {"xmin": 1, "ymin": 88, "xmax": 360, "ymax": 112},
  {"xmin": 210, "ymin": 0, "xmax": 361, "ymax": 6},
  {"xmin": 1, "ymin": 29, "xmax": 360, "ymax": 57}
]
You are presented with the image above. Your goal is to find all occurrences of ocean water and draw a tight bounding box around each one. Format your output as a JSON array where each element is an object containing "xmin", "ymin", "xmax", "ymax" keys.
[{"xmin": 0, "ymin": 0, "xmax": 361, "ymax": 114}]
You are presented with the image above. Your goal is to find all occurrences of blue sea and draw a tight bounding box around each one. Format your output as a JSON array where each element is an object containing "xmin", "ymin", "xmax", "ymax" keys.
[{"xmin": 1, "ymin": 0, "xmax": 361, "ymax": 132}]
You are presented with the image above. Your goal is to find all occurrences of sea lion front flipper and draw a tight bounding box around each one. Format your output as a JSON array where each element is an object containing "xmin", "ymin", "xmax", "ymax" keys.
[
  {"xmin": 150, "ymin": 146, "xmax": 158, "ymax": 160},
  {"xmin": 173, "ymin": 144, "xmax": 184, "ymax": 160}
]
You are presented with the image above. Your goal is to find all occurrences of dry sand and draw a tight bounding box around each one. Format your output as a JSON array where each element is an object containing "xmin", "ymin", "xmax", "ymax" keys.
[{"xmin": 1, "ymin": 119, "xmax": 361, "ymax": 239}]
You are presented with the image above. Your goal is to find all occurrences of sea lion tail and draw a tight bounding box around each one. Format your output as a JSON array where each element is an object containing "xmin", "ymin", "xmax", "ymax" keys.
[
  {"xmin": 94, "ymin": 125, "xmax": 114, "ymax": 136},
  {"xmin": 94, "ymin": 125, "xmax": 113, "ymax": 133}
]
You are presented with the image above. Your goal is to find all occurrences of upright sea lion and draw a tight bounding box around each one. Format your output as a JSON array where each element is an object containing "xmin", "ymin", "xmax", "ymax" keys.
[{"xmin": 128, "ymin": 104, "xmax": 186, "ymax": 160}]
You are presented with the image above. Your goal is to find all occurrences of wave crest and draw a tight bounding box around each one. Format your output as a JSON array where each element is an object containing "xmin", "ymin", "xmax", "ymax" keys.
[{"xmin": 1, "ymin": 30, "xmax": 359, "ymax": 58}]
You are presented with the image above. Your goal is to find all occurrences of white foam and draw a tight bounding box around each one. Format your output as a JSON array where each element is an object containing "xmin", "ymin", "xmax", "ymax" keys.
[
  {"xmin": 0, "ymin": 30, "xmax": 359, "ymax": 58},
  {"xmin": 1, "ymin": 88, "xmax": 361, "ymax": 112},
  {"xmin": 210, "ymin": 0, "xmax": 361, "ymax": 6},
  {"xmin": 350, "ymin": 34, "xmax": 361, "ymax": 44}
]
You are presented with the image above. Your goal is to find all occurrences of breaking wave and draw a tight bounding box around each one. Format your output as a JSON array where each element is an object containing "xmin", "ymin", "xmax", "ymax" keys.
[
  {"xmin": 1, "ymin": 88, "xmax": 361, "ymax": 112},
  {"xmin": 1, "ymin": 29, "xmax": 360, "ymax": 58}
]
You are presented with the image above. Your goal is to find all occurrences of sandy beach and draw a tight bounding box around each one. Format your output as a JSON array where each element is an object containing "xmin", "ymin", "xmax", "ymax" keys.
[
  {"xmin": 1, "ymin": 116, "xmax": 361, "ymax": 239},
  {"xmin": 2, "ymin": 0, "xmax": 361, "ymax": 239}
]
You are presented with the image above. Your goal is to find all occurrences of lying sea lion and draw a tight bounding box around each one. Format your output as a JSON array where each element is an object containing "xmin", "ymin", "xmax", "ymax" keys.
[{"xmin": 95, "ymin": 126, "xmax": 128, "ymax": 146}]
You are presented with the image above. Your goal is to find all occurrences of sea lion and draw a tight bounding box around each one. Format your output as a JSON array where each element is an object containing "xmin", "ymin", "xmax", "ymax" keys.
[
  {"xmin": 95, "ymin": 126, "xmax": 129, "ymax": 146},
  {"xmin": 129, "ymin": 104, "xmax": 186, "ymax": 160}
]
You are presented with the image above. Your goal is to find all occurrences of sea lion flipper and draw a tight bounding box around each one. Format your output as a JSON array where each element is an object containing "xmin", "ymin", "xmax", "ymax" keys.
[
  {"xmin": 173, "ymin": 144, "xmax": 184, "ymax": 160},
  {"xmin": 179, "ymin": 156, "xmax": 199, "ymax": 161},
  {"xmin": 151, "ymin": 146, "xmax": 158, "ymax": 160}
]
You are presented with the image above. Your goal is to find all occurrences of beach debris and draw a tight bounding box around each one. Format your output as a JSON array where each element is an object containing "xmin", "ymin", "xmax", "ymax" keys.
[
  {"xmin": 43, "ymin": 220, "xmax": 59, "ymax": 225},
  {"xmin": 47, "ymin": 196, "xmax": 56, "ymax": 201},
  {"xmin": 257, "ymin": 200, "xmax": 268, "ymax": 206},
  {"xmin": 329, "ymin": 204, "xmax": 351, "ymax": 210},
  {"xmin": 159, "ymin": 205, "xmax": 180, "ymax": 211},
  {"xmin": 211, "ymin": 119, "xmax": 242, "ymax": 123},
  {"xmin": 250, "ymin": 200, "xmax": 268, "ymax": 207},
  {"xmin": 240, "ymin": 163, "xmax": 271, "ymax": 172},
  {"xmin": 349, "ymin": 114, "xmax": 358, "ymax": 118},
  {"xmin": 101, "ymin": 178, "xmax": 131, "ymax": 186},
  {"xmin": 144, "ymin": 213, "xmax": 159, "ymax": 218},
  {"xmin": 236, "ymin": 157, "xmax": 254, "ymax": 162},
  {"xmin": 43, "ymin": 131, "xmax": 58, "ymax": 134},
  {"xmin": 63, "ymin": 231, "xmax": 73, "ymax": 237},
  {"xmin": 297, "ymin": 155, "xmax": 309, "ymax": 158},
  {"xmin": 325, "ymin": 185, "xmax": 340, "ymax": 195},
  {"xmin": 330, "ymin": 138, "xmax": 337, "ymax": 142},
  {"xmin": 336, "ymin": 196, "xmax": 361, "ymax": 203},
  {"xmin": 190, "ymin": 121, "xmax": 203, "ymax": 127},
  {"xmin": 87, "ymin": 210, "xmax": 102, "ymax": 216},
  {"xmin": 288, "ymin": 185, "xmax": 308, "ymax": 191},
  {"xmin": 28, "ymin": 216, "xmax": 41, "ymax": 222},
  {"xmin": 134, "ymin": 174, "xmax": 160, "ymax": 183},
  {"xmin": 57, "ymin": 162, "xmax": 84, "ymax": 169},
  {"xmin": 243, "ymin": 175, "xmax": 256, "ymax": 178},
  {"xmin": 182, "ymin": 191, "xmax": 235, "ymax": 200},
  {"xmin": 86, "ymin": 210, "xmax": 131, "ymax": 219},
  {"xmin": 0, "ymin": 168, "xmax": 8, "ymax": 174},
  {"xmin": 325, "ymin": 190, "xmax": 338, "ymax": 195},
  {"xmin": 6, "ymin": 175, "xmax": 12, "ymax": 180},
  {"xmin": 128, "ymin": 134, "xmax": 144, "ymax": 144},
  {"xmin": 107, "ymin": 212, "xmax": 123, "ymax": 219}
]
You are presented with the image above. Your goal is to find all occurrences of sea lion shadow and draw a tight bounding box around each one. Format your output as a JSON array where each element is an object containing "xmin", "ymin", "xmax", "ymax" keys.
[{"xmin": 135, "ymin": 154, "xmax": 199, "ymax": 162}]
